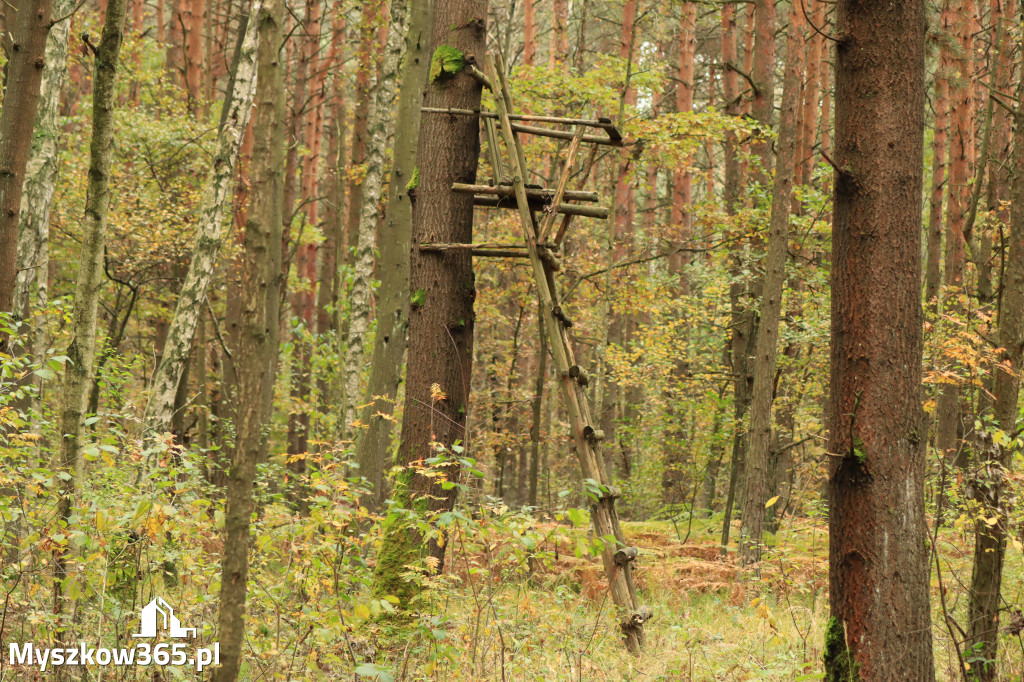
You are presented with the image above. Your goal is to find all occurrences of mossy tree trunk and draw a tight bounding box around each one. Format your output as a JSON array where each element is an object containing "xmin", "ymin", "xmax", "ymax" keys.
[{"xmin": 372, "ymin": 0, "xmax": 486, "ymax": 601}]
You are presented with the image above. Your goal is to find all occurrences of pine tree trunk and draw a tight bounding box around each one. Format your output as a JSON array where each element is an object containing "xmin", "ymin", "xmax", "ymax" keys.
[
  {"xmin": 372, "ymin": 0, "xmax": 486, "ymax": 600},
  {"xmin": 354, "ymin": 0, "xmax": 431, "ymax": 513},
  {"xmin": 212, "ymin": 0, "xmax": 282, "ymax": 676},
  {"xmin": 0, "ymin": 0, "xmax": 53, "ymax": 319},
  {"xmin": 52, "ymin": 0, "xmax": 128, "ymax": 626},
  {"xmin": 143, "ymin": 5, "xmax": 260, "ymax": 438},
  {"xmin": 739, "ymin": 2, "xmax": 803, "ymax": 566},
  {"xmin": 935, "ymin": 0, "xmax": 975, "ymax": 463},
  {"xmin": 343, "ymin": 0, "xmax": 410, "ymax": 437},
  {"xmin": 826, "ymin": 0, "xmax": 935, "ymax": 677}
]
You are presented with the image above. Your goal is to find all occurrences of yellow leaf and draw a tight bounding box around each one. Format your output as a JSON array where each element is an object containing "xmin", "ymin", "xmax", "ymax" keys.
[{"xmin": 765, "ymin": 496, "xmax": 780, "ymax": 509}]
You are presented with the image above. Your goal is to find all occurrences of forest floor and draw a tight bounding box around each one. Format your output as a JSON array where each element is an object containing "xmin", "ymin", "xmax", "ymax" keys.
[{"xmin": 418, "ymin": 516, "xmax": 1024, "ymax": 681}]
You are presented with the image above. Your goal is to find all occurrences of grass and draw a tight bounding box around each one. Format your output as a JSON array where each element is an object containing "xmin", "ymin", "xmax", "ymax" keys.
[{"xmin": 394, "ymin": 516, "xmax": 1024, "ymax": 681}]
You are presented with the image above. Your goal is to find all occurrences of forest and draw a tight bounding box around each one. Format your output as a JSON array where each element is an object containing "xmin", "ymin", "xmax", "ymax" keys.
[{"xmin": 0, "ymin": 0, "xmax": 1020, "ymax": 678}]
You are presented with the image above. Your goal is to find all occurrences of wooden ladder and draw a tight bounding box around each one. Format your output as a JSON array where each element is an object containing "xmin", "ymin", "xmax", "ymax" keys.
[{"xmin": 425, "ymin": 51, "xmax": 648, "ymax": 652}]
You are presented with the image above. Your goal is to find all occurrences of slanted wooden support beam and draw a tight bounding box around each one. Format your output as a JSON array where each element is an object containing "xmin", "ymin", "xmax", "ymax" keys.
[
  {"xmin": 510, "ymin": 123, "xmax": 622, "ymax": 146},
  {"xmin": 472, "ymin": 195, "xmax": 609, "ymax": 219},
  {"xmin": 538, "ymin": 125, "xmax": 585, "ymax": 244},
  {"xmin": 452, "ymin": 182, "xmax": 600, "ymax": 203}
]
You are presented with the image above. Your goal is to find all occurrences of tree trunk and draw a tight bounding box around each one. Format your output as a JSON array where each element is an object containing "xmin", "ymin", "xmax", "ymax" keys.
[
  {"xmin": 925, "ymin": 11, "xmax": 950, "ymax": 309},
  {"xmin": 344, "ymin": 0, "xmax": 410, "ymax": 438},
  {"xmin": 935, "ymin": 0, "xmax": 975, "ymax": 463},
  {"xmin": 142, "ymin": 6, "xmax": 260, "ymax": 438},
  {"xmin": 211, "ymin": 0, "xmax": 282, "ymax": 676},
  {"xmin": 372, "ymin": 0, "xmax": 486, "ymax": 601},
  {"xmin": 0, "ymin": 0, "xmax": 53, "ymax": 319},
  {"xmin": 551, "ymin": 0, "xmax": 567, "ymax": 64},
  {"xmin": 12, "ymin": 0, "xmax": 70, "ymax": 322},
  {"xmin": 52, "ymin": 0, "xmax": 128, "ymax": 627},
  {"xmin": 528, "ymin": 303, "xmax": 546, "ymax": 507},
  {"xmin": 354, "ymin": 0, "xmax": 431, "ymax": 513},
  {"xmin": 739, "ymin": 2, "xmax": 803, "ymax": 566},
  {"xmin": 964, "ymin": 3, "xmax": 1020, "ymax": 677},
  {"xmin": 211, "ymin": 0, "xmax": 281, "ymax": 676},
  {"xmin": 825, "ymin": 0, "xmax": 935, "ymax": 678},
  {"xmin": 722, "ymin": 0, "xmax": 773, "ymax": 553},
  {"xmin": 336, "ymin": 2, "xmax": 375, "ymax": 434}
]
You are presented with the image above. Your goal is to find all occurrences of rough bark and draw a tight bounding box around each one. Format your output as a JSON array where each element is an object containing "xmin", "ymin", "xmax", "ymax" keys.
[
  {"xmin": 0, "ymin": 0, "xmax": 53, "ymax": 319},
  {"xmin": 372, "ymin": 0, "xmax": 486, "ymax": 599},
  {"xmin": 825, "ymin": 0, "xmax": 935, "ymax": 678},
  {"xmin": 142, "ymin": 5, "xmax": 260, "ymax": 438},
  {"xmin": 52, "ymin": 0, "xmax": 128, "ymax": 624},
  {"xmin": 343, "ymin": 0, "xmax": 410, "ymax": 437},
  {"xmin": 739, "ymin": 2, "xmax": 803, "ymax": 566},
  {"xmin": 353, "ymin": 0, "xmax": 430, "ymax": 513},
  {"xmin": 210, "ymin": 0, "xmax": 282, "ymax": 676}
]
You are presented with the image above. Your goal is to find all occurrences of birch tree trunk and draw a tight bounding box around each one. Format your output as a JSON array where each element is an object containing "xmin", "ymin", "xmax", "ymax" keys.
[
  {"xmin": 53, "ymin": 0, "xmax": 128, "ymax": 625},
  {"xmin": 342, "ymin": 0, "xmax": 410, "ymax": 436},
  {"xmin": 738, "ymin": 4, "xmax": 803, "ymax": 566},
  {"xmin": 212, "ymin": 0, "xmax": 281, "ymax": 675},
  {"xmin": 354, "ymin": 0, "xmax": 430, "ymax": 512},
  {"xmin": 0, "ymin": 0, "xmax": 53, "ymax": 319},
  {"xmin": 143, "ymin": 6, "xmax": 260, "ymax": 438}
]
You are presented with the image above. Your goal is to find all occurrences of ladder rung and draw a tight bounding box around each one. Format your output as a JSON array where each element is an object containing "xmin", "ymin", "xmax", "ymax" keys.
[{"xmin": 452, "ymin": 182, "xmax": 600, "ymax": 203}]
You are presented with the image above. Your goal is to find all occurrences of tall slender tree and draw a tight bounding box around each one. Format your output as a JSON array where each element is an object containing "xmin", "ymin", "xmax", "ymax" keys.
[
  {"xmin": 142, "ymin": 3, "xmax": 261, "ymax": 438},
  {"xmin": 739, "ymin": 1, "xmax": 804, "ymax": 566},
  {"xmin": 212, "ymin": 0, "xmax": 281, "ymax": 677},
  {"xmin": 354, "ymin": 0, "xmax": 432, "ymax": 512},
  {"xmin": 825, "ymin": 0, "xmax": 935, "ymax": 678},
  {"xmin": 53, "ymin": 0, "xmax": 128, "ymax": 628}
]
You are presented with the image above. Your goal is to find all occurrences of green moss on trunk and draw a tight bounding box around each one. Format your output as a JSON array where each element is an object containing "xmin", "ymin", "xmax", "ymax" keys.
[
  {"xmin": 429, "ymin": 45, "xmax": 465, "ymax": 82},
  {"xmin": 371, "ymin": 513, "xmax": 423, "ymax": 606},
  {"xmin": 824, "ymin": 616, "xmax": 859, "ymax": 681}
]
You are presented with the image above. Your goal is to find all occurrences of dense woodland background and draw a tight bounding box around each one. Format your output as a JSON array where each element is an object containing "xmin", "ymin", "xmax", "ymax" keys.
[{"xmin": 0, "ymin": 0, "xmax": 1022, "ymax": 678}]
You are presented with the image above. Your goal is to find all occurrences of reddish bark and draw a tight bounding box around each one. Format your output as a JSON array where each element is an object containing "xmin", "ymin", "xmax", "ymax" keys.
[{"xmin": 827, "ymin": 0, "xmax": 935, "ymax": 677}]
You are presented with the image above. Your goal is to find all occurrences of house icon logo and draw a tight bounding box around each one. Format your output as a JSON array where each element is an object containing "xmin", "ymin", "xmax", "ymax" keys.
[{"xmin": 132, "ymin": 597, "xmax": 197, "ymax": 638}]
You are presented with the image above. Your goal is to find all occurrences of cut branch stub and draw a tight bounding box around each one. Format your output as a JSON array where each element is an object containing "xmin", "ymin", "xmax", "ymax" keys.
[
  {"xmin": 582, "ymin": 425, "xmax": 605, "ymax": 443},
  {"xmin": 620, "ymin": 606, "xmax": 653, "ymax": 633},
  {"xmin": 613, "ymin": 546, "xmax": 639, "ymax": 565}
]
